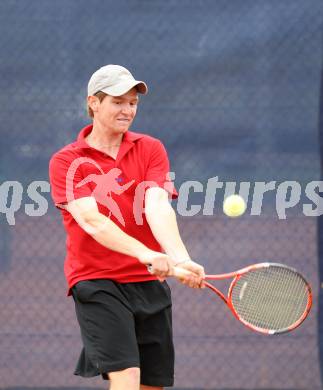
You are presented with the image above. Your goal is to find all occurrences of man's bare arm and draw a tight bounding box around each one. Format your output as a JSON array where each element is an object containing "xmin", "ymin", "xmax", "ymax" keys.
[
  {"xmin": 64, "ymin": 196, "xmax": 172, "ymax": 278},
  {"xmin": 145, "ymin": 187, "xmax": 205, "ymax": 288}
]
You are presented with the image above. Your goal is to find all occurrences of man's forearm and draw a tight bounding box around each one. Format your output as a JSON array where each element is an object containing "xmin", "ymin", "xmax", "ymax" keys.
[
  {"xmin": 82, "ymin": 211, "xmax": 151, "ymax": 262},
  {"xmin": 145, "ymin": 201, "xmax": 190, "ymax": 262}
]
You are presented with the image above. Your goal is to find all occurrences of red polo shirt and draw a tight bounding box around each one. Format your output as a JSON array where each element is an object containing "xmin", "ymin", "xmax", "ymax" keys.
[{"xmin": 49, "ymin": 124, "xmax": 178, "ymax": 294}]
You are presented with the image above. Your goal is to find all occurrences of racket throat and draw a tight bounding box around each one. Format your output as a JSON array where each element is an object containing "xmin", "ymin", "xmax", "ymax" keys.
[{"xmin": 204, "ymin": 281, "xmax": 228, "ymax": 304}]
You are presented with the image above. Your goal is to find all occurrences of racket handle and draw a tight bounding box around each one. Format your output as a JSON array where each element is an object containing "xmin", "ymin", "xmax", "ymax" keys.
[
  {"xmin": 169, "ymin": 266, "xmax": 193, "ymax": 278},
  {"xmin": 147, "ymin": 264, "xmax": 193, "ymax": 279}
]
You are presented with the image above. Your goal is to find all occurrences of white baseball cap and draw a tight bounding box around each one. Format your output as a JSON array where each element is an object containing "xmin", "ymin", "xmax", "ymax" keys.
[{"xmin": 87, "ymin": 65, "xmax": 148, "ymax": 96}]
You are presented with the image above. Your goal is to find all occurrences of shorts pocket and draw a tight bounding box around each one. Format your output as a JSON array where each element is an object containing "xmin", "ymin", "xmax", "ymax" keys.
[
  {"xmin": 73, "ymin": 280, "xmax": 97, "ymax": 303},
  {"xmin": 161, "ymin": 281, "xmax": 172, "ymax": 302}
]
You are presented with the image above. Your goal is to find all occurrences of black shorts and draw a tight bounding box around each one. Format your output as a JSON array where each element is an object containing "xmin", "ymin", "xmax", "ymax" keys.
[{"xmin": 71, "ymin": 279, "xmax": 174, "ymax": 387}]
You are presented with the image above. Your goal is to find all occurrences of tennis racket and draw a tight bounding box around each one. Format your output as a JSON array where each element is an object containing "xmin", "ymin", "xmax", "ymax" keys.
[{"xmin": 172, "ymin": 262, "xmax": 312, "ymax": 335}]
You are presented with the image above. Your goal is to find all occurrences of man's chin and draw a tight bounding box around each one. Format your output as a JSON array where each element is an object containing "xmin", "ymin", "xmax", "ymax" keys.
[
  {"xmin": 112, "ymin": 126, "xmax": 130, "ymax": 135},
  {"xmin": 108, "ymin": 121, "xmax": 132, "ymax": 134}
]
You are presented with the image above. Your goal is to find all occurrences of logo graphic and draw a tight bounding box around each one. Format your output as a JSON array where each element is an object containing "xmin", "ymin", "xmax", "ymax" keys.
[{"xmin": 66, "ymin": 157, "xmax": 134, "ymax": 226}]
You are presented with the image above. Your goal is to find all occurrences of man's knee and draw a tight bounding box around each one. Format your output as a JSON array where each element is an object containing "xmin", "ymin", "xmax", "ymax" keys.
[{"xmin": 109, "ymin": 367, "xmax": 140, "ymax": 389}]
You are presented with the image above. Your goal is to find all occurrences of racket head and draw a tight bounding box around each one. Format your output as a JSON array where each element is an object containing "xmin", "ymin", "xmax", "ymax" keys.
[{"xmin": 227, "ymin": 263, "xmax": 312, "ymax": 335}]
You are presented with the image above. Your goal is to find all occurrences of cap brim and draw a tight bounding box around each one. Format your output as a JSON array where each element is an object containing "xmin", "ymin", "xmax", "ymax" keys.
[{"xmin": 101, "ymin": 80, "xmax": 148, "ymax": 96}]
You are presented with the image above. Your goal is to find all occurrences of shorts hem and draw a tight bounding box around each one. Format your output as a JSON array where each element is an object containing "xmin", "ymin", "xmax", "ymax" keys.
[
  {"xmin": 141, "ymin": 376, "xmax": 174, "ymax": 387},
  {"xmin": 74, "ymin": 360, "xmax": 140, "ymax": 380}
]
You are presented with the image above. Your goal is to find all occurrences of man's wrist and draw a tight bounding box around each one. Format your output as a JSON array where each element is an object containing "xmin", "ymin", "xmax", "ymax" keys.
[
  {"xmin": 136, "ymin": 248, "xmax": 154, "ymax": 265},
  {"xmin": 174, "ymin": 259, "xmax": 191, "ymax": 266}
]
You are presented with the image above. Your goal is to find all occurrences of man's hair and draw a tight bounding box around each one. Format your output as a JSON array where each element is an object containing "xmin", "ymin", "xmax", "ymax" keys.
[{"xmin": 87, "ymin": 91, "xmax": 108, "ymax": 118}]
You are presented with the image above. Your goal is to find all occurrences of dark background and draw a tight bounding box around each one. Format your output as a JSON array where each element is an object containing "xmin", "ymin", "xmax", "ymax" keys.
[{"xmin": 0, "ymin": 1, "xmax": 322, "ymax": 389}]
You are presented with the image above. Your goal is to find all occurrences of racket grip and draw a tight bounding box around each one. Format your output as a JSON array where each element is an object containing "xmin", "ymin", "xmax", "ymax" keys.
[
  {"xmin": 147, "ymin": 264, "xmax": 192, "ymax": 279},
  {"xmin": 169, "ymin": 266, "xmax": 193, "ymax": 278}
]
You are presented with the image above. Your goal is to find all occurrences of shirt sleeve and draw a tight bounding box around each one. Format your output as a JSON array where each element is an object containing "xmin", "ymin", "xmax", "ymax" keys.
[
  {"xmin": 145, "ymin": 140, "xmax": 178, "ymax": 199},
  {"xmin": 49, "ymin": 153, "xmax": 93, "ymax": 206}
]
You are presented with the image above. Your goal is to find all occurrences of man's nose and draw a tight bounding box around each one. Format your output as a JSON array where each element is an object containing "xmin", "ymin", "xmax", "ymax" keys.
[{"xmin": 121, "ymin": 104, "xmax": 133, "ymax": 115}]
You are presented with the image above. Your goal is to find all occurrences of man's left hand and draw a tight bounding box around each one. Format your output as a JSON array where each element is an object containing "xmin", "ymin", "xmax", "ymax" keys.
[{"xmin": 174, "ymin": 260, "xmax": 205, "ymax": 289}]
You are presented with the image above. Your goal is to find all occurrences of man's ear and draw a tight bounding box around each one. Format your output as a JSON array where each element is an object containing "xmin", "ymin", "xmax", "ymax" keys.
[{"xmin": 87, "ymin": 95, "xmax": 100, "ymax": 113}]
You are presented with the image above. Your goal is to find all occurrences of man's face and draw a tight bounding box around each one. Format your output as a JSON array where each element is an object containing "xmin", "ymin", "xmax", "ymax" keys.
[{"xmin": 93, "ymin": 88, "xmax": 139, "ymax": 134}]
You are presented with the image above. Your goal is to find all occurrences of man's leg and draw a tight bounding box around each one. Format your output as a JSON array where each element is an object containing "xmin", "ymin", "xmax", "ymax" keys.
[
  {"xmin": 108, "ymin": 368, "xmax": 165, "ymax": 390},
  {"xmin": 109, "ymin": 367, "xmax": 140, "ymax": 390},
  {"xmin": 134, "ymin": 281, "xmax": 174, "ymax": 388},
  {"xmin": 72, "ymin": 281, "xmax": 140, "ymax": 384}
]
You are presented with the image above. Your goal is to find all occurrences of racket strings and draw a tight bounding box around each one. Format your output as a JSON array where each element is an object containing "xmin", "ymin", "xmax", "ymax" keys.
[{"xmin": 230, "ymin": 266, "xmax": 310, "ymax": 332}]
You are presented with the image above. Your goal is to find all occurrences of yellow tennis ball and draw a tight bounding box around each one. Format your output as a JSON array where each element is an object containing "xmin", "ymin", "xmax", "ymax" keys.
[{"xmin": 223, "ymin": 195, "xmax": 246, "ymax": 217}]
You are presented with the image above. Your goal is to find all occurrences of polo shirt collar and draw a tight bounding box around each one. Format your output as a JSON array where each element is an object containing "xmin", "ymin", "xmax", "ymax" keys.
[
  {"xmin": 75, "ymin": 124, "xmax": 144, "ymax": 149},
  {"xmin": 76, "ymin": 125, "xmax": 92, "ymax": 149}
]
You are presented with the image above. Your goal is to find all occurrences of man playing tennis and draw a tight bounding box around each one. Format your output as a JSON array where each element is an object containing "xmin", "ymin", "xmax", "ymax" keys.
[{"xmin": 49, "ymin": 64, "xmax": 205, "ymax": 390}]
